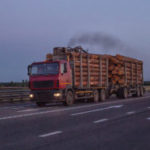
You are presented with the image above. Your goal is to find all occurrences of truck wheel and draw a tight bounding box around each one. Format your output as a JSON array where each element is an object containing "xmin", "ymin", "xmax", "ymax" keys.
[
  {"xmin": 136, "ymin": 88, "xmax": 140, "ymax": 97},
  {"xmin": 93, "ymin": 90, "xmax": 99, "ymax": 103},
  {"xmin": 117, "ymin": 88, "xmax": 122, "ymax": 98},
  {"xmin": 65, "ymin": 91, "xmax": 74, "ymax": 106},
  {"xmin": 36, "ymin": 102, "xmax": 45, "ymax": 107},
  {"xmin": 140, "ymin": 87, "xmax": 144, "ymax": 96},
  {"xmin": 117, "ymin": 88, "xmax": 128, "ymax": 99},
  {"xmin": 122, "ymin": 88, "xmax": 128, "ymax": 99},
  {"xmin": 100, "ymin": 89, "xmax": 106, "ymax": 102}
]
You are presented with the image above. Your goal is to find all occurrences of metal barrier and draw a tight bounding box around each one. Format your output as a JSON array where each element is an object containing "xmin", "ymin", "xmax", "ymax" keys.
[{"xmin": 0, "ymin": 88, "xmax": 30, "ymax": 103}]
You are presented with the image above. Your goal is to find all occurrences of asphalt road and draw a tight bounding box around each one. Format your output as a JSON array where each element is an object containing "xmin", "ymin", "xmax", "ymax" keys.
[{"xmin": 0, "ymin": 93, "xmax": 150, "ymax": 150}]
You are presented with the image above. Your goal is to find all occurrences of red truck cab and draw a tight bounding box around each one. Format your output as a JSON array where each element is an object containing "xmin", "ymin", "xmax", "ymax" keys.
[{"xmin": 28, "ymin": 60, "xmax": 72, "ymax": 106}]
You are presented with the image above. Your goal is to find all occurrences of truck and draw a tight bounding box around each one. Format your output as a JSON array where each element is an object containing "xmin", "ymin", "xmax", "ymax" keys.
[{"xmin": 28, "ymin": 46, "xmax": 144, "ymax": 106}]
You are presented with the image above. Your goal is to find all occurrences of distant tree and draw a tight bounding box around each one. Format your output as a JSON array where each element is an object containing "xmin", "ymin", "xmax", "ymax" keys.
[
  {"xmin": 22, "ymin": 80, "xmax": 25, "ymax": 87},
  {"xmin": 10, "ymin": 81, "xmax": 14, "ymax": 86}
]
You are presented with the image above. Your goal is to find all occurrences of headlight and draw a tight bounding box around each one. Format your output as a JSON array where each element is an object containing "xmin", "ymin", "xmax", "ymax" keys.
[
  {"xmin": 29, "ymin": 94, "xmax": 34, "ymax": 98},
  {"xmin": 54, "ymin": 93, "xmax": 61, "ymax": 97}
]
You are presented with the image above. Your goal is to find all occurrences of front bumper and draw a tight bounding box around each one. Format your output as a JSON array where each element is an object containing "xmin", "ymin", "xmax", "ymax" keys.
[{"xmin": 29, "ymin": 90, "xmax": 64, "ymax": 102}]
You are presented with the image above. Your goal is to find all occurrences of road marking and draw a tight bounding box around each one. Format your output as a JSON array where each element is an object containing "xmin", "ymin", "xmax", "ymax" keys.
[
  {"xmin": 94, "ymin": 118, "xmax": 109, "ymax": 124},
  {"xmin": 126, "ymin": 111, "xmax": 135, "ymax": 115},
  {"xmin": 0, "ymin": 95, "xmax": 150, "ymax": 121},
  {"xmin": 39, "ymin": 131, "xmax": 62, "ymax": 138},
  {"xmin": 0, "ymin": 104, "xmax": 123, "ymax": 121},
  {"xmin": 71, "ymin": 105, "xmax": 123, "ymax": 116},
  {"xmin": 17, "ymin": 108, "xmax": 39, "ymax": 112}
]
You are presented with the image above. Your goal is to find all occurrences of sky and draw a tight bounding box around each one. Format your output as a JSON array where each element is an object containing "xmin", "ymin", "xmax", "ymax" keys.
[{"xmin": 0, "ymin": 0, "xmax": 150, "ymax": 82}]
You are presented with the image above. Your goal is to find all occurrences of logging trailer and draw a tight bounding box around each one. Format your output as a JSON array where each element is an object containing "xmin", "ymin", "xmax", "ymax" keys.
[{"xmin": 28, "ymin": 46, "xmax": 144, "ymax": 106}]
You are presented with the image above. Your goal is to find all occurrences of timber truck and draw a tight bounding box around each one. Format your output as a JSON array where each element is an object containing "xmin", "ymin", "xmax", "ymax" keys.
[{"xmin": 28, "ymin": 46, "xmax": 144, "ymax": 106}]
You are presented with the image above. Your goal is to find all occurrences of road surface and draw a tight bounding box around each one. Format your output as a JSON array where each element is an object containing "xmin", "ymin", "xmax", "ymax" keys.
[{"xmin": 0, "ymin": 93, "xmax": 150, "ymax": 150}]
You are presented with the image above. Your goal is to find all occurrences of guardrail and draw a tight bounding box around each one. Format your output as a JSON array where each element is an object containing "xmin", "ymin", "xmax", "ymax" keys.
[
  {"xmin": 0, "ymin": 88, "xmax": 30, "ymax": 103},
  {"xmin": 144, "ymin": 86, "xmax": 150, "ymax": 93}
]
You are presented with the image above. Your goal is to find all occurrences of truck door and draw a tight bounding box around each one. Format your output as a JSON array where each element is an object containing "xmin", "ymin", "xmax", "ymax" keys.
[{"xmin": 60, "ymin": 62, "xmax": 71, "ymax": 88}]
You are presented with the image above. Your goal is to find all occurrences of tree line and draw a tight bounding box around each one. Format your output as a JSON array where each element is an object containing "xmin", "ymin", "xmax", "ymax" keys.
[
  {"xmin": 0, "ymin": 80, "xmax": 28, "ymax": 87},
  {"xmin": 144, "ymin": 81, "xmax": 150, "ymax": 86}
]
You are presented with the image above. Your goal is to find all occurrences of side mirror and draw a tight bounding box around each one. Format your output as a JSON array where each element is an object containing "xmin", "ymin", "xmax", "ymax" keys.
[
  {"xmin": 60, "ymin": 64, "xmax": 64, "ymax": 75},
  {"xmin": 27, "ymin": 65, "xmax": 31, "ymax": 76},
  {"xmin": 60, "ymin": 63, "xmax": 67, "ymax": 75},
  {"xmin": 64, "ymin": 63, "xmax": 67, "ymax": 73}
]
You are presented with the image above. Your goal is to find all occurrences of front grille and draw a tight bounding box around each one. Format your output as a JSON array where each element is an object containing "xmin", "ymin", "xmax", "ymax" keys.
[{"xmin": 33, "ymin": 80, "xmax": 53, "ymax": 88}]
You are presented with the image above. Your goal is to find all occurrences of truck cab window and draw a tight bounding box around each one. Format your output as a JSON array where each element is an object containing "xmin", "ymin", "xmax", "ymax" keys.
[{"xmin": 30, "ymin": 63, "xmax": 59, "ymax": 75}]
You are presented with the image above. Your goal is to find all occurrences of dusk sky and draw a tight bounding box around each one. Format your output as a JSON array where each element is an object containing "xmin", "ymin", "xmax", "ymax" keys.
[{"xmin": 0, "ymin": 0, "xmax": 150, "ymax": 82}]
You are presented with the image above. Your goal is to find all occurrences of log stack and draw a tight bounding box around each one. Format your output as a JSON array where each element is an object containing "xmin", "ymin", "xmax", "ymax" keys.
[
  {"xmin": 72, "ymin": 52, "xmax": 108, "ymax": 88},
  {"xmin": 107, "ymin": 54, "xmax": 143, "ymax": 86},
  {"xmin": 51, "ymin": 47, "xmax": 143, "ymax": 88}
]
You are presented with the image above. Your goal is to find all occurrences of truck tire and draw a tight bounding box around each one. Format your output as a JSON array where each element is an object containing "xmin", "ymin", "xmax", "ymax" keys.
[
  {"xmin": 140, "ymin": 87, "xmax": 144, "ymax": 96},
  {"xmin": 117, "ymin": 88, "xmax": 122, "ymax": 98},
  {"xmin": 136, "ymin": 87, "xmax": 140, "ymax": 97},
  {"xmin": 122, "ymin": 88, "xmax": 128, "ymax": 99},
  {"xmin": 93, "ymin": 90, "xmax": 99, "ymax": 103},
  {"xmin": 64, "ymin": 91, "xmax": 74, "ymax": 106},
  {"xmin": 36, "ymin": 102, "xmax": 46, "ymax": 107},
  {"xmin": 117, "ymin": 88, "xmax": 128, "ymax": 99},
  {"xmin": 100, "ymin": 89, "xmax": 106, "ymax": 102}
]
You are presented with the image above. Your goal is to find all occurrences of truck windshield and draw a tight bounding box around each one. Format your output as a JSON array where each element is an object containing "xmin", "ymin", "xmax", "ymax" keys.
[{"xmin": 31, "ymin": 63, "xmax": 59, "ymax": 75}]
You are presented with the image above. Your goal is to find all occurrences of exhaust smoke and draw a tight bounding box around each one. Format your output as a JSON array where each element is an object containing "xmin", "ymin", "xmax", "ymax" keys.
[{"xmin": 68, "ymin": 32, "xmax": 127, "ymax": 53}]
